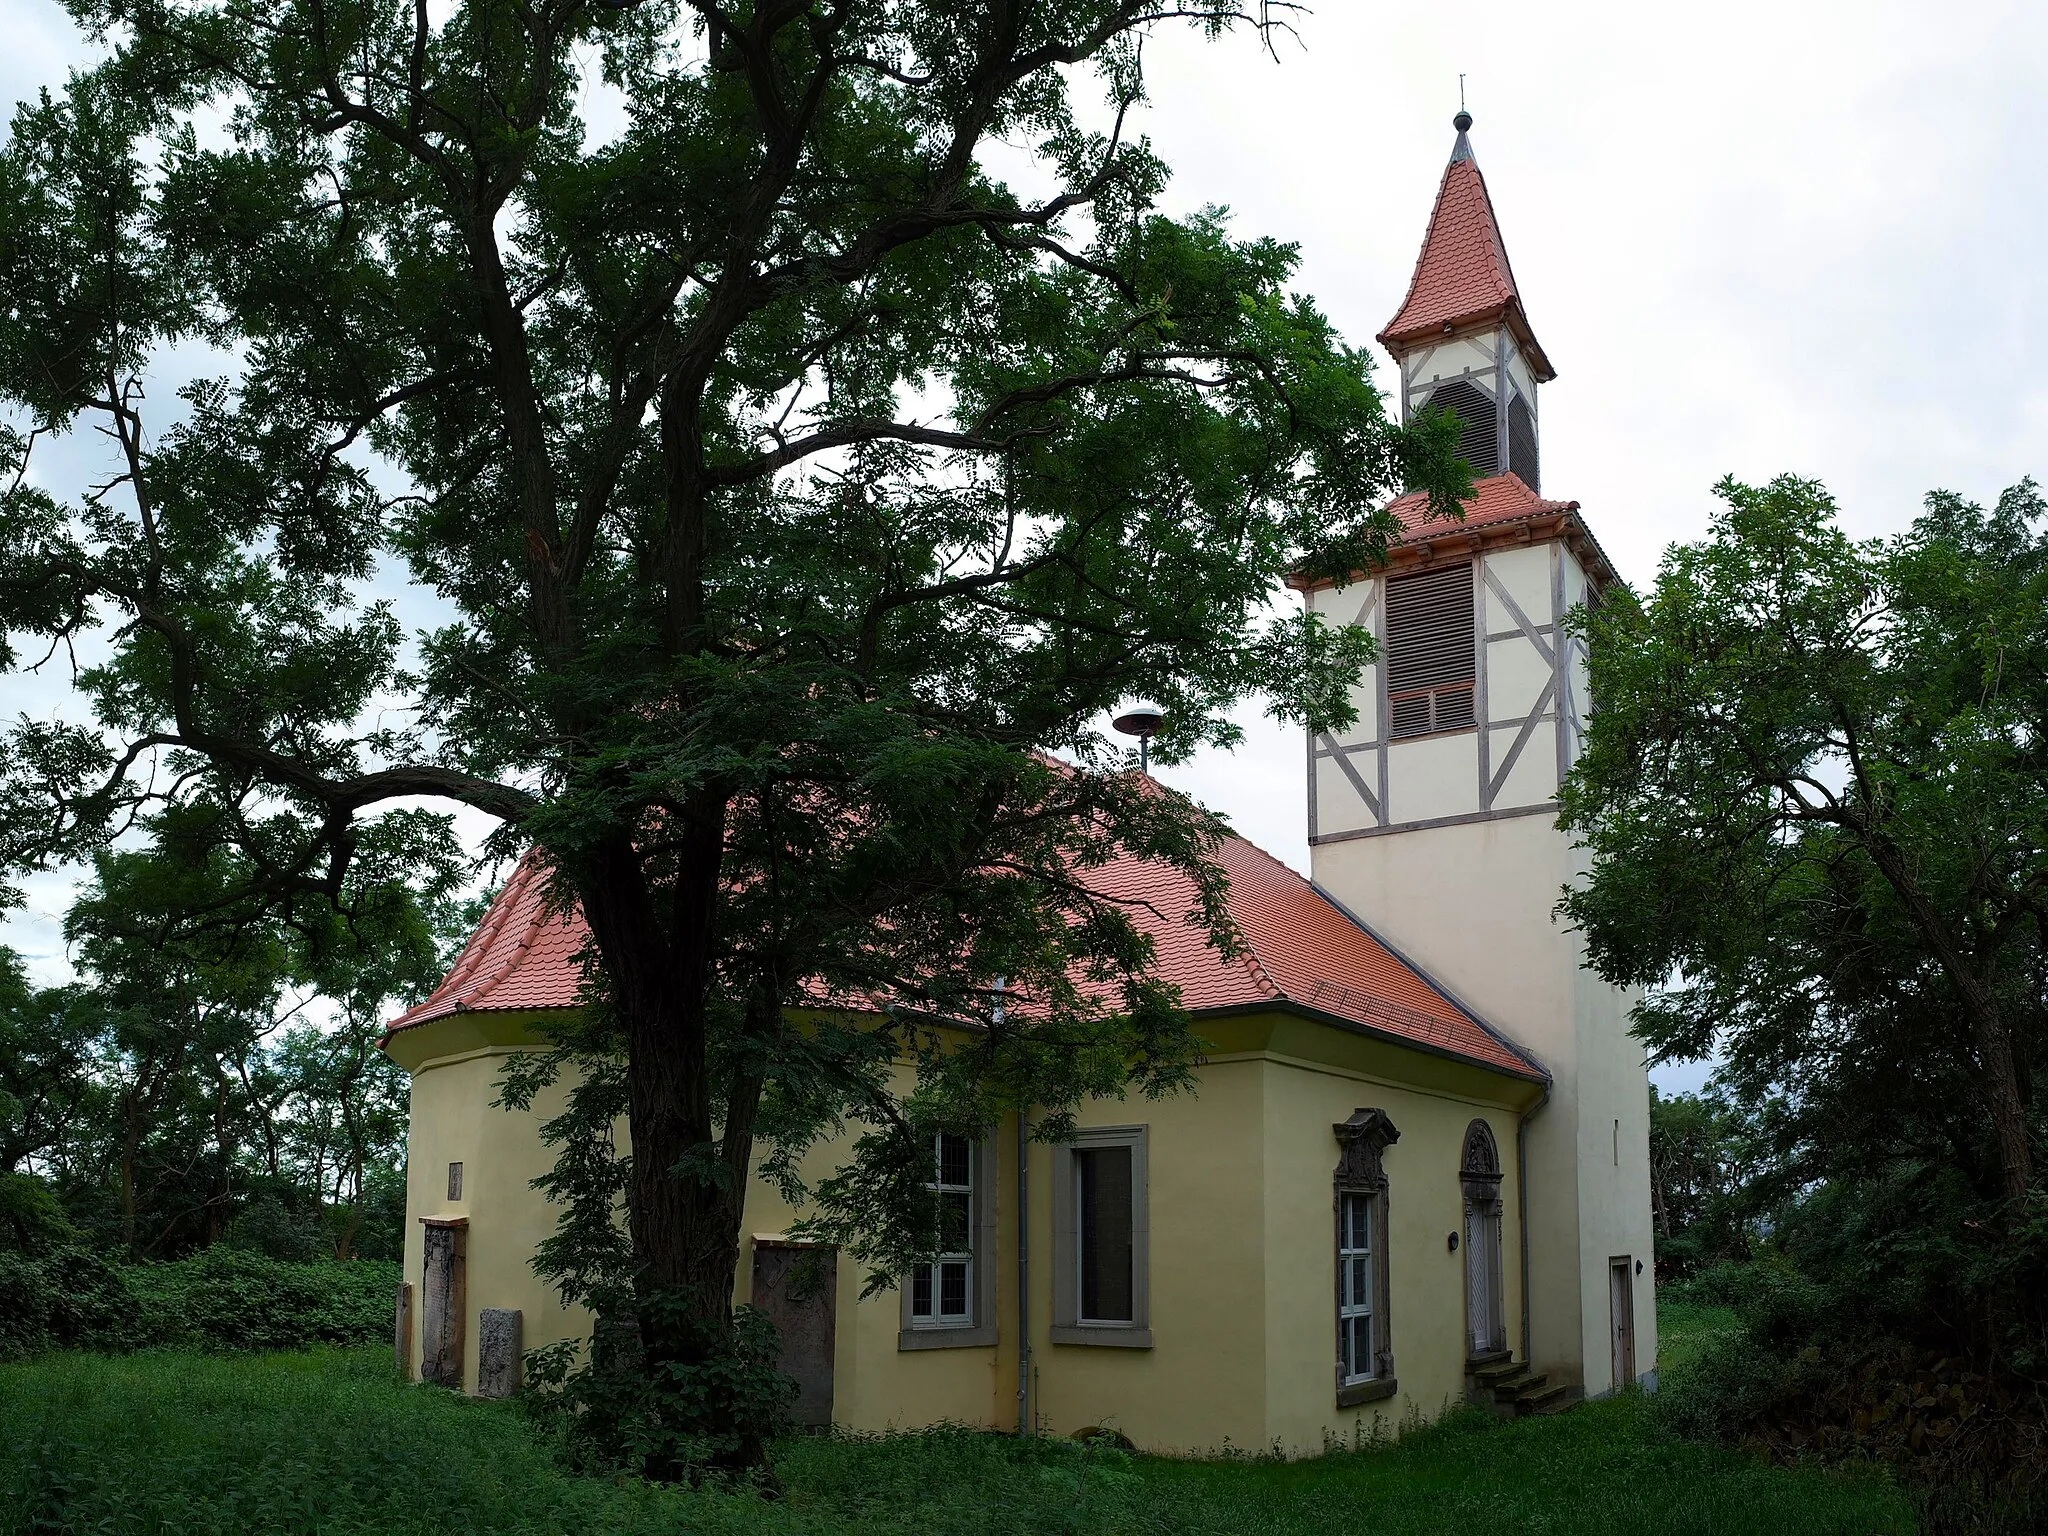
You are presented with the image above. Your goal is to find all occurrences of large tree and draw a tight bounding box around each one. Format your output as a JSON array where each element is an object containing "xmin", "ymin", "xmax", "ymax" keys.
[
  {"xmin": 0, "ymin": 0, "xmax": 1459, "ymax": 1467},
  {"xmin": 1560, "ymin": 476, "xmax": 2046, "ymax": 1212}
]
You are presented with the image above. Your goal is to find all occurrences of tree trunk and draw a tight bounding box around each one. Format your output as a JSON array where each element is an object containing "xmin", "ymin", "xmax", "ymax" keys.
[
  {"xmin": 575, "ymin": 798, "xmax": 775, "ymax": 1476},
  {"xmin": 1863, "ymin": 834, "xmax": 2034, "ymax": 1205},
  {"xmin": 209, "ymin": 1064, "xmax": 232, "ymax": 1247}
]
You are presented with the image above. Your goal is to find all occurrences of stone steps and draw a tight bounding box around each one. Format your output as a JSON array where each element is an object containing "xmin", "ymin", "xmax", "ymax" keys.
[{"xmin": 1465, "ymin": 1354, "xmax": 1577, "ymax": 1418}]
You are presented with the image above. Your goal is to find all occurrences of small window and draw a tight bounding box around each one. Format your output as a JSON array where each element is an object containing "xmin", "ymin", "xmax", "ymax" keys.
[
  {"xmin": 1423, "ymin": 378, "xmax": 1499, "ymax": 477},
  {"xmin": 446, "ymin": 1162, "xmax": 464, "ymax": 1201},
  {"xmin": 1384, "ymin": 563, "xmax": 1476, "ymax": 739},
  {"xmin": 1077, "ymin": 1146, "xmax": 1135, "ymax": 1323},
  {"xmin": 1051, "ymin": 1126, "xmax": 1150, "ymax": 1346},
  {"xmin": 909, "ymin": 1133, "xmax": 976, "ymax": 1328}
]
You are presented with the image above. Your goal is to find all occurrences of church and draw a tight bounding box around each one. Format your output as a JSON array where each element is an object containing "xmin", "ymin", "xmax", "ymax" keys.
[{"xmin": 383, "ymin": 113, "xmax": 1656, "ymax": 1455}]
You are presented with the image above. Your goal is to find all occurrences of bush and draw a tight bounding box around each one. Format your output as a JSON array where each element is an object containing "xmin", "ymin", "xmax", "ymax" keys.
[
  {"xmin": 0, "ymin": 1245, "xmax": 399, "ymax": 1357},
  {"xmin": 1657, "ymin": 1251, "xmax": 2048, "ymax": 1536},
  {"xmin": 124, "ymin": 1247, "xmax": 401, "ymax": 1351},
  {"xmin": 0, "ymin": 1245, "xmax": 137, "ymax": 1357}
]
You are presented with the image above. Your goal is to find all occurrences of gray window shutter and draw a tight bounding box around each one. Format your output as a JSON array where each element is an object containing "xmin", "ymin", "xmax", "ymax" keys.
[
  {"xmin": 1423, "ymin": 379, "xmax": 1498, "ymax": 478},
  {"xmin": 1385, "ymin": 563, "xmax": 1476, "ymax": 739}
]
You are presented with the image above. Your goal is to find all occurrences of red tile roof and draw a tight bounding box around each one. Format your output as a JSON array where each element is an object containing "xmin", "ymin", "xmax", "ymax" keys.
[
  {"xmin": 388, "ymin": 855, "xmax": 586, "ymax": 1029},
  {"xmin": 1379, "ymin": 137, "xmax": 1552, "ymax": 381},
  {"xmin": 386, "ymin": 837, "xmax": 1541, "ymax": 1080},
  {"xmin": 1081, "ymin": 834, "xmax": 1540, "ymax": 1077},
  {"xmin": 1388, "ymin": 472, "xmax": 1578, "ymax": 548}
]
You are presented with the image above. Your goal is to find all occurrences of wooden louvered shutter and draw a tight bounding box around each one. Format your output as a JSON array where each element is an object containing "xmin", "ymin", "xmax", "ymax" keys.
[
  {"xmin": 1385, "ymin": 563, "xmax": 1476, "ymax": 739},
  {"xmin": 1508, "ymin": 392, "xmax": 1539, "ymax": 491},
  {"xmin": 1424, "ymin": 380, "xmax": 1499, "ymax": 479}
]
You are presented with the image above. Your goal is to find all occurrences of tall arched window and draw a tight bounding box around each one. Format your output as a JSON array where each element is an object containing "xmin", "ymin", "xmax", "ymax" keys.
[
  {"xmin": 1334, "ymin": 1108, "xmax": 1400, "ymax": 1406},
  {"xmin": 1460, "ymin": 1119, "xmax": 1508, "ymax": 1358},
  {"xmin": 1422, "ymin": 379, "xmax": 1498, "ymax": 477}
]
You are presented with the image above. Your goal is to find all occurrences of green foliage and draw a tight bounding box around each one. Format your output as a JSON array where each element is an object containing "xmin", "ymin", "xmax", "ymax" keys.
[
  {"xmin": 0, "ymin": 1246, "xmax": 399, "ymax": 1357},
  {"xmin": 0, "ymin": 837, "xmax": 442, "ymax": 1261},
  {"xmin": 0, "ymin": 1345, "xmax": 1912, "ymax": 1536},
  {"xmin": 122, "ymin": 1248, "xmax": 403, "ymax": 1353},
  {"xmin": 1562, "ymin": 475, "xmax": 2047, "ymax": 1206},
  {"xmin": 1567, "ymin": 476, "xmax": 2048, "ymax": 1499},
  {"xmin": 0, "ymin": 1244, "xmax": 145, "ymax": 1357},
  {"xmin": 525, "ymin": 1300, "xmax": 796, "ymax": 1484},
  {"xmin": 1649, "ymin": 1088, "xmax": 1760, "ymax": 1280},
  {"xmin": 0, "ymin": 1170, "xmax": 75, "ymax": 1253}
]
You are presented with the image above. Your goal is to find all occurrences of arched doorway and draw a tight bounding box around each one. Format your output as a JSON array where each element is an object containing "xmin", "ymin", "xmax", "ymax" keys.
[{"xmin": 1460, "ymin": 1120, "xmax": 1507, "ymax": 1358}]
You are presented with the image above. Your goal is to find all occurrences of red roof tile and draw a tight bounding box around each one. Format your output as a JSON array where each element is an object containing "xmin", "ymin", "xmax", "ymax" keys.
[
  {"xmin": 387, "ymin": 855, "xmax": 586, "ymax": 1029},
  {"xmin": 1379, "ymin": 135, "xmax": 1552, "ymax": 380},
  {"xmin": 1386, "ymin": 471, "xmax": 1578, "ymax": 548},
  {"xmin": 1081, "ymin": 834, "xmax": 1539, "ymax": 1077},
  {"xmin": 387, "ymin": 837, "xmax": 1540, "ymax": 1081}
]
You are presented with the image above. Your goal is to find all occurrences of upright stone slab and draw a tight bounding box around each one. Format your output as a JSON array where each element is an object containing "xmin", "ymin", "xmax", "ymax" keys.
[
  {"xmin": 419, "ymin": 1218, "xmax": 467, "ymax": 1388},
  {"xmin": 394, "ymin": 1281, "xmax": 414, "ymax": 1375},
  {"xmin": 477, "ymin": 1307, "xmax": 522, "ymax": 1398}
]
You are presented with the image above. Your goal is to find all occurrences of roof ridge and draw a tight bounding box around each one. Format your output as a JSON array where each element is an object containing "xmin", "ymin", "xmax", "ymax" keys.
[
  {"xmin": 430, "ymin": 855, "xmax": 532, "ymax": 1001},
  {"xmin": 1305, "ymin": 880, "xmax": 1546, "ymax": 1080},
  {"xmin": 461, "ymin": 874, "xmax": 558, "ymax": 1012}
]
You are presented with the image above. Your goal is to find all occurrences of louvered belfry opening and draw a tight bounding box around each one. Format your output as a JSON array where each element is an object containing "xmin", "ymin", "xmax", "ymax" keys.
[
  {"xmin": 1422, "ymin": 379, "xmax": 1499, "ymax": 478},
  {"xmin": 1385, "ymin": 562, "xmax": 1476, "ymax": 739},
  {"xmin": 1507, "ymin": 392, "xmax": 1538, "ymax": 491}
]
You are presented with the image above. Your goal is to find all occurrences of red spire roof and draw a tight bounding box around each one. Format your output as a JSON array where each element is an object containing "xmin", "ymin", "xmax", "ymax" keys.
[
  {"xmin": 1378, "ymin": 120, "xmax": 1553, "ymax": 381},
  {"xmin": 386, "ymin": 837, "xmax": 1541, "ymax": 1081}
]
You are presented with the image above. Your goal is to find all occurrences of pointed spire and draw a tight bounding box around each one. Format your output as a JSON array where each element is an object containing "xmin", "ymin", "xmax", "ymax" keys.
[
  {"xmin": 1450, "ymin": 108, "xmax": 1475, "ymax": 164},
  {"xmin": 1378, "ymin": 113, "xmax": 1554, "ymax": 381}
]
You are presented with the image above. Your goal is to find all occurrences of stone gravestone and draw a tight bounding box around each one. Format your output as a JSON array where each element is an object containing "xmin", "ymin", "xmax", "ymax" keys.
[
  {"xmin": 394, "ymin": 1281, "xmax": 414, "ymax": 1374},
  {"xmin": 477, "ymin": 1307, "xmax": 523, "ymax": 1398}
]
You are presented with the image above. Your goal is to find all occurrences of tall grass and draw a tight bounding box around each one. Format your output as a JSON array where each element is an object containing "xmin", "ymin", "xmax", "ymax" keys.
[{"xmin": 0, "ymin": 1333, "xmax": 1912, "ymax": 1536}]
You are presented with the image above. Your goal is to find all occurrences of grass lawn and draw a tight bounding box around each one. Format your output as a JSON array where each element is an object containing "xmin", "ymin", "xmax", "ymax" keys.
[{"xmin": 0, "ymin": 1302, "xmax": 1910, "ymax": 1536}]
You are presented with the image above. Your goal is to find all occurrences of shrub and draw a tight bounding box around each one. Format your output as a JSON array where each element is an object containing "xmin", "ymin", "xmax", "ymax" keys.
[
  {"xmin": 0, "ymin": 1246, "xmax": 136, "ymax": 1357},
  {"xmin": 0, "ymin": 1245, "xmax": 399, "ymax": 1357},
  {"xmin": 124, "ymin": 1248, "xmax": 400, "ymax": 1351}
]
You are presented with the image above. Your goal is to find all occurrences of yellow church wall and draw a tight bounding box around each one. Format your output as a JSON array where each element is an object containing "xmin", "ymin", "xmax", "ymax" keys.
[
  {"xmin": 389, "ymin": 1005, "xmax": 1546, "ymax": 1451},
  {"xmin": 1254, "ymin": 1053, "xmax": 1526, "ymax": 1454},
  {"xmin": 1024, "ymin": 1059, "xmax": 1272, "ymax": 1453},
  {"xmin": 393, "ymin": 1014, "xmax": 589, "ymax": 1393}
]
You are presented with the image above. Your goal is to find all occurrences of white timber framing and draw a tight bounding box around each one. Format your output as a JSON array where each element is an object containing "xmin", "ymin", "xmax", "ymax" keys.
[{"xmin": 1307, "ymin": 537, "xmax": 1587, "ymax": 845}]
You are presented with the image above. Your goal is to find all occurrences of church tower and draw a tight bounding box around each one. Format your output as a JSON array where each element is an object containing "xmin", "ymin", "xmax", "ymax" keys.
[{"xmin": 1300, "ymin": 113, "xmax": 1656, "ymax": 1397}]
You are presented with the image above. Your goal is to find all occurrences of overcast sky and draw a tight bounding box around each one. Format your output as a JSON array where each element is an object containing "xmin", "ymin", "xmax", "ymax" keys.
[{"xmin": 4, "ymin": 0, "xmax": 2043, "ymax": 1092}]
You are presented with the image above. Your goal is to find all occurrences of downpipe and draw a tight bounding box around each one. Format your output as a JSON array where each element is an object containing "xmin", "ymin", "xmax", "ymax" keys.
[{"xmin": 1517, "ymin": 1079, "xmax": 1552, "ymax": 1368}]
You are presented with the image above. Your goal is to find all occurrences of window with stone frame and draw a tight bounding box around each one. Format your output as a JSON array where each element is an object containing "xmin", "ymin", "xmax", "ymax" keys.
[
  {"xmin": 1050, "ymin": 1125, "xmax": 1151, "ymax": 1347},
  {"xmin": 1333, "ymin": 1108, "xmax": 1400, "ymax": 1406},
  {"xmin": 898, "ymin": 1131, "xmax": 997, "ymax": 1350},
  {"xmin": 910, "ymin": 1132, "xmax": 975, "ymax": 1328}
]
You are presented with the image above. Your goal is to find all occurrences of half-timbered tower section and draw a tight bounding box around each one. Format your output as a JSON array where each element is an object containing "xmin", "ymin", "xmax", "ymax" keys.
[{"xmin": 1298, "ymin": 113, "xmax": 1656, "ymax": 1399}]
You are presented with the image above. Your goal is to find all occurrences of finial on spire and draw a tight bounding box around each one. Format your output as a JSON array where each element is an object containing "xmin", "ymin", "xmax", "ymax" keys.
[{"xmin": 1451, "ymin": 76, "xmax": 1474, "ymax": 160}]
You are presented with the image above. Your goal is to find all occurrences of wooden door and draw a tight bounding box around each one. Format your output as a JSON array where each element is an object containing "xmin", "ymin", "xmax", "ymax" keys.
[
  {"xmin": 1609, "ymin": 1257, "xmax": 1636, "ymax": 1389},
  {"xmin": 751, "ymin": 1241, "xmax": 837, "ymax": 1428},
  {"xmin": 421, "ymin": 1220, "xmax": 467, "ymax": 1388}
]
